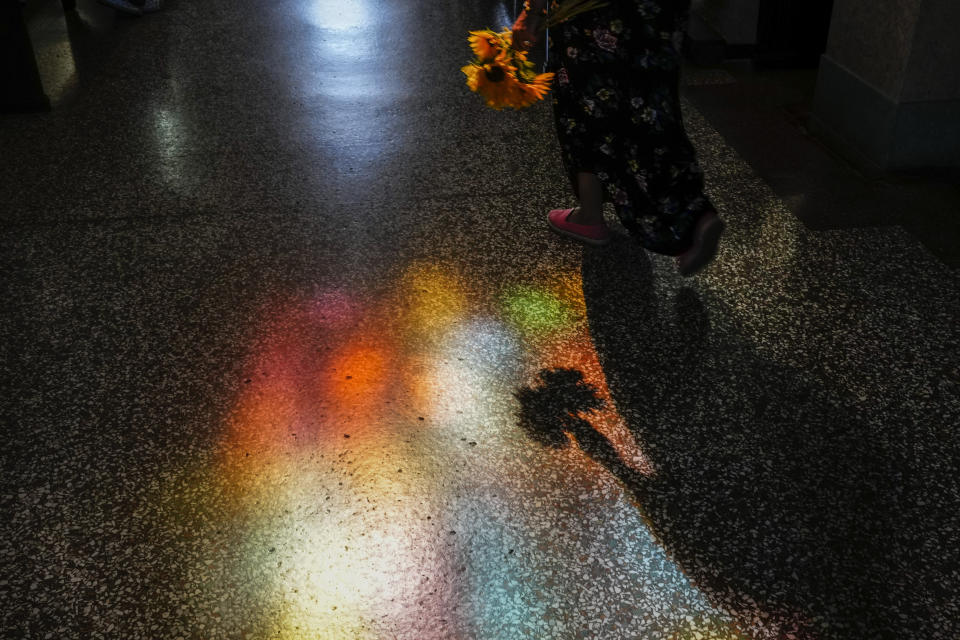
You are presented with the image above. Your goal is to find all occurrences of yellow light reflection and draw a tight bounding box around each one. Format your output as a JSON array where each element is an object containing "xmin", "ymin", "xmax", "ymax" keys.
[
  {"xmin": 30, "ymin": 8, "xmax": 78, "ymax": 104},
  {"xmin": 668, "ymin": 616, "xmax": 750, "ymax": 640},
  {"xmin": 34, "ymin": 42, "xmax": 76, "ymax": 104},
  {"xmin": 398, "ymin": 261, "xmax": 469, "ymax": 341},
  {"xmin": 215, "ymin": 292, "xmax": 452, "ymax": 637},
  {"xmin": 267, "ymin": 496, "xmax": 432, "ymax": 639},
  {"xmin": 210, "ymin": 260, "xmax": 777, "ymax": 636}
]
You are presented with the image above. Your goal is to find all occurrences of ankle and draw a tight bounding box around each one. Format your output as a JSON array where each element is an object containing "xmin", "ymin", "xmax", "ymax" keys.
[{"xmin": 570, "ymin": 207, "xmax": 604, "ymax": 226}]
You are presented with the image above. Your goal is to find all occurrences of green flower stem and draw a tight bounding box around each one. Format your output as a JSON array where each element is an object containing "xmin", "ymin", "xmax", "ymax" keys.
[{"xmin": 544, "ymin": 0, "xmax": 609, "ymax": 28}]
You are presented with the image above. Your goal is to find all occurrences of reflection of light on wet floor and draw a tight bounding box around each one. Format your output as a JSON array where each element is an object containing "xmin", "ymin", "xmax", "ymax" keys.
[
  {"xmin": 399, "ymin": 261, "xmax": 469, "ymax": 341},
  {"xmin": 208, "ymin": 262, "xmax": 769, "ymax": 637},
  {"xmin": 307, "ymin": 0, "xmax": 370, "ymax": 31},
  {"xmin": 326, "ymin": 338, "xmax": 392, "ymax": 427},
  {"xmin": 257, "ymin": 468, "xmax": 443, "ymax": 639},
  {"xmin": 35, "ymin": 40, "xmax": 76, "ymax": 104},
  {"xmin": 307, "ymin": 287, "xmax": 362, "ymax": 328},
  {"xmin": 30, "ymin": 9, "xmax": 78, "ymax": 105},
  {"xmin": 413, "ymin": 315, "xmax": 524, "ymax": 426},
  {"xmin": 453, "ymin": 458, "xmax": 742, "ymax": 638},
  {"xmin": 301, "ymin": 0, "xmax": 406, "ymax": 157},
  {"xmin": 493, "ymin": 1, "xmax": 515, "ymax": 31},
  {"xmin": 501, "ymin": 283, "xmax": 579, "ymax": 341},
  {"xmin": 151, "ymin": 107, "xmax": 188, "ymax": 195}
]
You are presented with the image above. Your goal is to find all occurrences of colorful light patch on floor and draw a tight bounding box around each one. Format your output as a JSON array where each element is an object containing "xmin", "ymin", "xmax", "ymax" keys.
[{"xmin": 207, "ymin": 260, "xmax": 753, "ymax": 638}]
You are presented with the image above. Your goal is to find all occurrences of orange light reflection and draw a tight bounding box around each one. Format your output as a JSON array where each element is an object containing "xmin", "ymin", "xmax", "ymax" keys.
[{"xmin": 211, "ymin": 262, "xmax": 657, "ymax": 637}]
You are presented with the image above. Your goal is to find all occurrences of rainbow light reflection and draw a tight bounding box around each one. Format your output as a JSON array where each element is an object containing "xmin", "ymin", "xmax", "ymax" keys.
[{"xmin": 206, "ymin": 259, "xmax": 761, "ymax": 638}]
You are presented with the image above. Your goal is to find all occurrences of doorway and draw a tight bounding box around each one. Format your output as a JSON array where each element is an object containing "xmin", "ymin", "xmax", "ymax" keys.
[{"xmin": 756, "ymin": 0, "xmax": 835, "ymax": 67}]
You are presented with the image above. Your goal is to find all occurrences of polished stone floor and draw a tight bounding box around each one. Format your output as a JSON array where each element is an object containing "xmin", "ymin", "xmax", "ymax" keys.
[{"xmin": 2, "ymin": 1, "xmax": 959, "ymax": 639}]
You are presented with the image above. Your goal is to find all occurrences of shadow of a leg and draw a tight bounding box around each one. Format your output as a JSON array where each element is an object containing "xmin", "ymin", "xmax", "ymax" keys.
[{"xmin": 573, "ymin": 238, "xmax": 946, "ymax": 636}]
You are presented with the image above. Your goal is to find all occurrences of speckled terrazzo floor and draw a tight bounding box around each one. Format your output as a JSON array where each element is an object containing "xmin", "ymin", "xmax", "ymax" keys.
[{"xmin": 2, "ymin": 1, "xmax": 959, "ymax": 639}]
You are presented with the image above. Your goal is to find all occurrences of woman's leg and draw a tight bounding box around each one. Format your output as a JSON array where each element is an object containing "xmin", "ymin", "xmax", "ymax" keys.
[
  {"xmin": 547, "ymin": 170, "xmax": 612, "ymax": 245},
  {"xmin": 567, "ymin": 172, "xmax": 606, "ymax": 226},
  {"xmin": 675, "ymin": 209, "xmax": 724, "ymax": 276}
]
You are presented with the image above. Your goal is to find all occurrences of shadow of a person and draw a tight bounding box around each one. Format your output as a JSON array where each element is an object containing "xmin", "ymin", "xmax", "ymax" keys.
[{"xmin": 515, "ymin": 237, "xmax": 950, "ymax": 638}]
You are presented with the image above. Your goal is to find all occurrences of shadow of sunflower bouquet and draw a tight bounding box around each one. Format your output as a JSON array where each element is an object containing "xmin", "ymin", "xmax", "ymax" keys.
[{"xmin": 461, "ymin": 0, "xmax": 608, "ymax": 110}]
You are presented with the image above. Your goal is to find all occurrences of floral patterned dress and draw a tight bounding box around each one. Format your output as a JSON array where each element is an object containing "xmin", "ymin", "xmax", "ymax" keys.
[{"xmin": 549, "ymin": 0, "xmax": 714, "ymax": 256}]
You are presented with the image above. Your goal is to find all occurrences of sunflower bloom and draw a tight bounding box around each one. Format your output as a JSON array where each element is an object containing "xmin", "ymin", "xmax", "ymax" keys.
[
  {"xmin": 467, "ymin": 30, "xmax": 501, "ymax": 61},
  {"xmin": 462, "ymin": 0, "xmax": 608, "ymax": 109},
  {"xmin": 462, "ymin": 54, "xmax": 525, "ymax": 110},
  {"xmin": 461, "ymin": 64, "xmax": 482, "ymax": 93},
  {"xmin": 519, "ymin": 71, "xmax": 555, "ymax": 104},
  {"xmin": 462, "ymin": 29, "xmax": 554, "ymax": 110}
]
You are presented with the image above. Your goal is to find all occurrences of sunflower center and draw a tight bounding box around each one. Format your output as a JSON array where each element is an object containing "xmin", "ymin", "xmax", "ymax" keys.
[{"xmin": 483, "ymin": 64, "xmax": 506, "ymax": 82}]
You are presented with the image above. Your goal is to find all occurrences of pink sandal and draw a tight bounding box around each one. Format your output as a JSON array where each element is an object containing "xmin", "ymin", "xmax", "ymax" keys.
[{"xmin": 547, "ymin": 208, "xmax": 611, "ymax": 246}]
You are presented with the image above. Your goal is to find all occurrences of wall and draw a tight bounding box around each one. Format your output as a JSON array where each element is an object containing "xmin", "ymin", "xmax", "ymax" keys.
[
  {"xmin": 813, "ymin": 0, "xmax": 960, "ymax": 170},
  {"xmin": 692, "ymin": 0, "xmax": 760, "ymax": 46}
]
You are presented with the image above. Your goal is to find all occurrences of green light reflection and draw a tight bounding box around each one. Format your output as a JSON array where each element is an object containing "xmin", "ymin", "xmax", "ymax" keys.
[{"xmin": 500, "ymin": 285, "xmax": 576, "ymax": 340}]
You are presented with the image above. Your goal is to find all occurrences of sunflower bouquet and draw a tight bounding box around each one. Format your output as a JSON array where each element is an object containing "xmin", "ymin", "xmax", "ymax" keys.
[{"xmin": 461, "ymin": 0, "xmax": 608, "ymax": 110}]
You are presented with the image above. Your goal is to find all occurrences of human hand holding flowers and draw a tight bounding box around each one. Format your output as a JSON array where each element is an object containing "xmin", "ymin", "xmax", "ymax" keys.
[
  {"xmin": 462, "ymin": 0, "xmax": 608, "ymax": 110},
  {"xmin": 460, "ymin": 29, "xmax": 554, "ymax": 110},
  {"xmin": 512, "ymin": 0, "xmax": 548, "ymax": 51}
]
